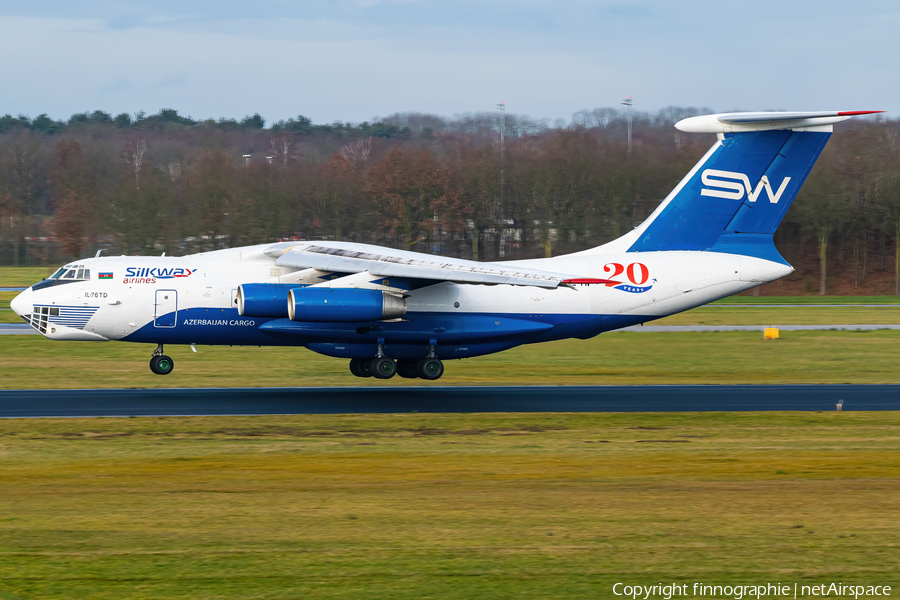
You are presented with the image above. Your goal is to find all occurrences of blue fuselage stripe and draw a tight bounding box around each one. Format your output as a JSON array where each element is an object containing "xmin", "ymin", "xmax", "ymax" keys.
[{"xmin": 121, "ymin": 307, "xmax": 652, "ymax": 357}]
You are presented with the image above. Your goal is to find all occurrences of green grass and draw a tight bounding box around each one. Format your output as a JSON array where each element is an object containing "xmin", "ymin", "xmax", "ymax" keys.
[
  {"xmin": 0, "ymin": 266, "xmax": 55, "ymax": 287},
  {"xmin": 4, "ymin": 330, "xmax": 900, "ymax": 388},
  {"xmin": 713, "ymin": 295, "xmax": 900, "ymax": 304},
  {"xmin": 0, "ymin": 292, "xmax": 18, "ymax": 324},
  {"xmin": 0, "ymin": 412, "xmax": 897, "ymax": 599},
  {"xmin": 655, "ymin": 305, "xmax": 900, "ymax": 325}
]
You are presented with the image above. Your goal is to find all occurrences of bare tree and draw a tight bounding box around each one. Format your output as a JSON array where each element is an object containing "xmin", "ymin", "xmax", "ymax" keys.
[
  {"xmin": 123, "ymin": 137, "xmax": 147, "ymax": 189},
  {"xmin": 270, "ymin": 134, "xmax": 295, "ymax": 169},
  {"xmin": 340, "ymin": 138, "xmax": 372, "ymax": 167}
]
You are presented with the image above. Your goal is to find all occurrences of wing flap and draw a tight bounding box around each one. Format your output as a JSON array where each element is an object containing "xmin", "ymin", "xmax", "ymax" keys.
[{"xmin": 272, "ymin": 242, "xmax": 571, "ymax": 289}]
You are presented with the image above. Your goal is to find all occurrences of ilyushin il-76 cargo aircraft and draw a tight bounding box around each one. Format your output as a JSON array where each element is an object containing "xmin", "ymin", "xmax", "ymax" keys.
[{"xmin": 11, "ymin": 110, "xmax": 881, "ymax": 380}]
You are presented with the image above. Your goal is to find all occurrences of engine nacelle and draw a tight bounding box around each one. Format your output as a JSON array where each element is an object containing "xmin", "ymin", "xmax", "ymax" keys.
[
  {"xmin": 237, "ymin": 283, "xmax": 298, "ymax": 318},
  {"xmin": 287, "ymin": 288, "xmax": 406, "ymax": 322}
]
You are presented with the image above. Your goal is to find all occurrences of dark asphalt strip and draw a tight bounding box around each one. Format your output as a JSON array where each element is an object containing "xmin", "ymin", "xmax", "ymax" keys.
[{"xmin": 0, "ymin": 385, "xmax": 897, "ymax": 417}]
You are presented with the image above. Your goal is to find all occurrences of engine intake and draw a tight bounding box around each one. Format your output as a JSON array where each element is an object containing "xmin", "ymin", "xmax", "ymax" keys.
[
  {"xmin": 287, "ymin": 288, "xmax": 406, "ymax": 322},
  {"xmin": 237, "ymin": 284, "xmax": 298, "ymax": 318}
]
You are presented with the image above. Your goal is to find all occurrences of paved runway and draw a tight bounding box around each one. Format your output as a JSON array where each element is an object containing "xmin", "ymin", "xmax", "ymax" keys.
[
  {"xmin": 0, "ymin": 385, "xmax": 897, "ymax": 417},
  {"xmin": 0, "ymin": 324, "xmax": 36, "ymax": 334}
]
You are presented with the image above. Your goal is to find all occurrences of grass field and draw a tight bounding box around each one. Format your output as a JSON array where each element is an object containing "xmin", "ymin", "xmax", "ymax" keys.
[
  {"xmin": 0, "ymin": 267, "xmax": 56, "ymax": 288},
  {"xmin": 2, "ymin": 268, "xmax": 898, "ymax": 598},
  {"xmin": 713, "ymin": 295, "xmax": 900, "ymax": 304},
  {"xmin": 653, "ymin": 305, "xmax": 900, "ymax": 325},
  {"xmin": 0, "ymin": 412, "xmax": 897, "ymax": 599},
  {"xmin": 4, "ymin": 330, "xmax": 900, "ymax": 388}
]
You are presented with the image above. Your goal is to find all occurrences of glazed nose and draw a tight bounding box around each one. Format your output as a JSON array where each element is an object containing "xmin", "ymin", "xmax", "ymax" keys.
[{"xmin": 10, "ymin": 287, "xmax": 32, "ymax": 317}]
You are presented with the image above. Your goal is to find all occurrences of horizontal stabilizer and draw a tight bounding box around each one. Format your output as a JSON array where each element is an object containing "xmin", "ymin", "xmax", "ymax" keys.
[{"xmin": 677, "ymin": 110, "xmax": 883, "ymax": 133}]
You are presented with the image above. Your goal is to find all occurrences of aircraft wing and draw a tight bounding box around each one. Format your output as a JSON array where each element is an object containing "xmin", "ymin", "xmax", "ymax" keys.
[{"xmin": 267, "ymin": 241, "xmax": 575, "ymax": 289}]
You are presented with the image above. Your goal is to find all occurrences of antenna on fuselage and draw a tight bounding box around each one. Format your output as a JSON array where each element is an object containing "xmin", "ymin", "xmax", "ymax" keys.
[
  {"xmin": 95, "ymin": 249, "xmax": 103, "ymax": 257},
  {"xmin": 161, "ymin": 252, "xmax": 166, "ymax": 257}
]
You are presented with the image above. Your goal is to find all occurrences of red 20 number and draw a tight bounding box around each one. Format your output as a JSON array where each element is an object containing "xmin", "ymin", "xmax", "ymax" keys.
[
  {"xmin": 604, "ymin": 262, "xmax": 649, "ymax": 286},
  {"xmin": 603, "ymin": 262, "xmax": 625, "ymax": 280}
]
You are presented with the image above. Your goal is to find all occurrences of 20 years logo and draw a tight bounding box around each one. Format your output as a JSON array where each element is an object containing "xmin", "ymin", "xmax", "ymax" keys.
[{"xmin": 603, "ymin": 262, "xmax": 653, "ymax": 293}]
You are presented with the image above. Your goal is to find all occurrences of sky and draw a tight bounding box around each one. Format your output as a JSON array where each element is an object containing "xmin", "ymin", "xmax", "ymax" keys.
[{"xmin": 0, "ymin": 0, "xmax": 897, "ymax": 125}]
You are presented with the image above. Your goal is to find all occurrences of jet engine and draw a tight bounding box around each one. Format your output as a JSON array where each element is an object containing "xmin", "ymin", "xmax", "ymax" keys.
[
  {"xmin": 237, "ymin": 283, "xmax": 298, "ymax": 318},
  {"xmin": 287, "ymin": 288, "xmax": 406, "ymax": 322}
]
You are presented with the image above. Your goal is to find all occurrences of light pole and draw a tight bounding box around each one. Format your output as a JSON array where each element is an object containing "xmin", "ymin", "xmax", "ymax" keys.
[
  {"xmin": 497, "ymin": 101, "xmax": 506, "ymax": 258},
  {"xmin": 621, "ymin": 96, "xmax": 633, "ymax": 155}
]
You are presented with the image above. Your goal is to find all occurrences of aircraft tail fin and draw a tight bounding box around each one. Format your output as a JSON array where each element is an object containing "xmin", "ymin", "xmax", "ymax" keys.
[{"xmin": 615, "ymin": 111, "xmax": 882, "ymax": 263}]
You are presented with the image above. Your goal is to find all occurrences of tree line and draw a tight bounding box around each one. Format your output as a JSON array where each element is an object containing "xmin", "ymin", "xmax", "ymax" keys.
[{"xmin": 0, "ymin": 106, "xmax": 898, "ymax": 294}]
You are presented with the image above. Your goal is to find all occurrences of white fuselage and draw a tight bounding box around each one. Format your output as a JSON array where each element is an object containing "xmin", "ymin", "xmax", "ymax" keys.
[{"xmin": 12, "ymin": 243, "xmax": 790, "ymax": 352}]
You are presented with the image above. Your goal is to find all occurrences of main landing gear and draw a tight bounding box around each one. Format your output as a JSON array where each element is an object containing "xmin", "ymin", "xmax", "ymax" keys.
[
  {"xmin": 349, "ymin": 356, "xmax": 444, "ymax": 380},
  {"xmin": 149, "ymin": 343, "xmax": 174, "ymax": 375},
  {"xmin": 348, "ymin": 341, "xmax": 444, "ymax": 380}
]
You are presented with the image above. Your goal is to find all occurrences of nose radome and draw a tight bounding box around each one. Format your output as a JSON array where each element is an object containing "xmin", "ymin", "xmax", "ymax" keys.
[{"xmin": 10, "ymin": 287, "xmax": 32, "ymax": 318}]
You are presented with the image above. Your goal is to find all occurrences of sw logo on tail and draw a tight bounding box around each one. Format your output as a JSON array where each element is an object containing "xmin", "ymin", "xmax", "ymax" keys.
[{"xmin": 701, "ymin": 169, "xmax": 792, "ymax": 203}]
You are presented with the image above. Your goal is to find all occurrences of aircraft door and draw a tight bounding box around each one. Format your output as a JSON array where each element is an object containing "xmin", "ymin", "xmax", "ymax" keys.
[{"xmin": 154, "ymin": 290, "xmax": 177, "ymax": 328}]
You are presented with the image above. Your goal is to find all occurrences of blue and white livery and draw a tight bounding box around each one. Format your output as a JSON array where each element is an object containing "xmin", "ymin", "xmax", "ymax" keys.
[{"xmin": 10, "ymin": 110, "xmax": 881, "ymax": 379}]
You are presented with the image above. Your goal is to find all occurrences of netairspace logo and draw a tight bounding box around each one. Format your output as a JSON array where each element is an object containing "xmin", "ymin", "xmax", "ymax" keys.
[{"xmin": 612, "ymin": 582, "xmax": 892, "ymax": 599}]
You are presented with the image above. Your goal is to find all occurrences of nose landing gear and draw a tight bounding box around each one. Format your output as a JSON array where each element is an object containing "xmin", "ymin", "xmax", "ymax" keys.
[{"xmin": 149, "ymin": 344, "xmax": 174, "ymax": 375}]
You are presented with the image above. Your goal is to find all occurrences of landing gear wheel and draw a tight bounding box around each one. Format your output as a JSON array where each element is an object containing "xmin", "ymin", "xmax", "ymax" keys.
[
  {"xmin": 371, "ymin": 357, "xmax": 397, "ymax": 379},
  {"xmin": 150, "ymin": 355, "xmax": 174, "ymax": 375},
  {"xmin": 397, "ymin": 360, "xmax": 419, "ymax": 379},
  {"xmin": 416, "ymin": 357, "xmax": 444, "ymax": 380},
  {"xmin": 349, "ymin": 358, "xmax": 373, "ymax": 378}
]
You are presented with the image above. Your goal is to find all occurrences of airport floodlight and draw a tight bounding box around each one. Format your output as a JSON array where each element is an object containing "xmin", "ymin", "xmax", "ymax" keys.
[
  {"xmin": 621, "ymin": 96, "xmax": 633, "ymax": 155},
  {"xmin": 496, "ymin": 102, "xmax": 506, "ymax": 258}
]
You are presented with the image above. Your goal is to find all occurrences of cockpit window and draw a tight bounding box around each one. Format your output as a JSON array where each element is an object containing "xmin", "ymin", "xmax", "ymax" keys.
[
  {"xmin": 33, "ymin": 264, "xmax": 91, "ymax": 291},
  {"xmin": 56, "ymin": 265, "xmax": 91, "ymax": 281}
]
